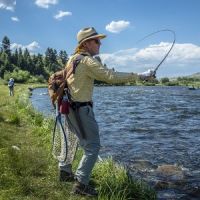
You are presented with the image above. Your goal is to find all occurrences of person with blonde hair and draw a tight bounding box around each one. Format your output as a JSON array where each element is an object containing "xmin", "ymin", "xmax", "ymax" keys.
[{"xmin": 59, "ymin": 27, "xmax": 155, "ymax": 196}]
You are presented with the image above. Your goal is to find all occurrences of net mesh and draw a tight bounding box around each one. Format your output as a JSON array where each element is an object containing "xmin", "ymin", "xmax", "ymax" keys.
[
  {"xmin": 52, "ymin": 116, "xmax": 67, "ymax": 162},
  {"xmin": 64, "ymin": 115, "xmax": 79, "ymax": 164}
]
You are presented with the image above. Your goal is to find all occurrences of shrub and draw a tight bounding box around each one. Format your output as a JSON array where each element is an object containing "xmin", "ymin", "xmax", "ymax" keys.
[
  {"xmin": 161, "ymin": 77, "xmax": 169, "ymax": 84},
  {"xmin": 28, "ymin": 75, "xmax": 46, "ymax": 83},
  {"xmin": 4, "ymin": 69, "xmax": 30, "ymax": 83}
]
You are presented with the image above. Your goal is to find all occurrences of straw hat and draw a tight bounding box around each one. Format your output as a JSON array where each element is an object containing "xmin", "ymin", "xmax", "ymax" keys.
[{"xmin": 77, "ymin": 27, "xmax": 106, "ymax": 46}]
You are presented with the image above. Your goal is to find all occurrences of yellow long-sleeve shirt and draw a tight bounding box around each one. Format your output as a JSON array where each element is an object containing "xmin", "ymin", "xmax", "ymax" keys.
[{"xmin": 66, "ymin": 52, "xmax": 139, "ymax": 102}]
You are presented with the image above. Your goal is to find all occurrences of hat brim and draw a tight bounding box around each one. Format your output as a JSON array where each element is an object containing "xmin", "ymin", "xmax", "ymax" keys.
[{"xmin": 79, "ymin": 34, "xmax": 106, "ymax": 46}]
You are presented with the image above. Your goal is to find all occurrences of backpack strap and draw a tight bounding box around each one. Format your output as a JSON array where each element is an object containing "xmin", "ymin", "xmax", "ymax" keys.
[
  {"xmin": 65, "ymin": 54, "xmax": 85, "ymax": 80},
  {"xmin": 61, "ymin": 54, "xmax": 85, "ymax": 102}
]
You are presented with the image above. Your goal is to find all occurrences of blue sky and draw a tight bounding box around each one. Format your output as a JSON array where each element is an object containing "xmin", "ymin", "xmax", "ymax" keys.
[{"xmin": 0, "ymin": 0, "xmax": 200, "ymax": 77}]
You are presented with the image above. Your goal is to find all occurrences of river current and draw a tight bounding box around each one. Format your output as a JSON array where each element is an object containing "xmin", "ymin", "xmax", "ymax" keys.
[{"xmin": 31, "ymin": 86, "xmax": 200, "ymax": 200}]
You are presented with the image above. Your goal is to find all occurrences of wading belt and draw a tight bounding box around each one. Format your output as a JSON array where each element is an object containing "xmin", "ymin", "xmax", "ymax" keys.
[{"xmin": 71, "ymin": 102, "xmax": 93, "ymax": 140}]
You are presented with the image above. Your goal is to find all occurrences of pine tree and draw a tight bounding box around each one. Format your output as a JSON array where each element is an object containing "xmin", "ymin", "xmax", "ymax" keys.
[
  {"xmin": 59, "ymin": 50, "xmax": 68, "ymax": 67},
  {"xmin": 0, "ymin": 52, "xmax": 11, "ymax": 77},
  {"xmin": 33, "ymin": 53, "xmax": 46, "ymax": 76},
  {"xmin": 23, "ymin": 48, "xmax": 33, "ymax": 73},
  {"xmin": 0, "ymin": 36, "xmax": 69, "ymax": 80},
  {"xmin": 0, "ymin": 36, "xmax": 12, "ymax": 76},
  {"xmin": 11, "ymin": 49, "xmax": 19, "ymax": 66},
  {"xmin": 45, "ymin": 47, "xmax": 60, "ymax": 72},
  {"xmin": 2, "ymin": 36, "xmax": 11, "ymax": 56},
  {"xmin": 17, "ymin": 48, "xmax": 25, "ymax": 70}
]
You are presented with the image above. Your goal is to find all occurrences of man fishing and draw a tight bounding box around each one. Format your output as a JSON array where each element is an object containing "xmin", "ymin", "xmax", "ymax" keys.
[
  {"xmin": 8, "ymin": 78, "xmax": 14, "ymax": 96},
  {"xmin": 60, "ymin": 27, "xmax": 155, "ymax": 196}
]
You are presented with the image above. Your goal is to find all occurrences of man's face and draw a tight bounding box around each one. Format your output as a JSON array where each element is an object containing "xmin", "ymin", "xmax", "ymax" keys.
[{"xmin": 84, "ymin": 38, "xmax": 101, "ymax": 56}]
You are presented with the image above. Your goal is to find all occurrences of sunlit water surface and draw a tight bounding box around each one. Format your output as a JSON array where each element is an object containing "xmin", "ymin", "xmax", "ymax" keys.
[{"xmin": 31, "ymin": 86, "xmax": 200, "ymax": 200}]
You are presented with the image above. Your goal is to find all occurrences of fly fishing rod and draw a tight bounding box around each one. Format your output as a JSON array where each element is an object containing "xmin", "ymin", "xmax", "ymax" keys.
[
  {"xmin": 135, "ymin": 29, "xmax": 176, "ymax": 76},
  {"xmin": 152, "ymin": 30, "xmax": 176, "ymax": 76}
]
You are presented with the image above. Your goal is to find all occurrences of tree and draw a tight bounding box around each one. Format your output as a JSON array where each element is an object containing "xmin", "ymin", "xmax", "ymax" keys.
[
  {"xmin": 0, "ymin": 52, "xmax": 7, "ymax": 77},
  {"xmin": 45, "ymin": 47, "xmax": 60, "ymax": 72},
  {"xmin": 0, "ymin": 51, "xmax": 13, "ymax": 77},
  {"xmin": 17, "ymin": 48, "xmax": 25, "ymax": 70},
  {"xmin": 23, "ymin": 48, "xmax": 34, "ymax": 73},
  {"xmin": 0, "ymin": 36, "xmax": 69, "ymax": 81},
  {"xmin": 161, "ymin": 77, "xmax": 169, "ymax": 84},
  {"xmin": 0, "ymin": 36, "xmax": 12, "ymax": 76},
  {"xmin": 2, "ymin": 36, "xmax": 11, "ymax": 56},
  {"xmin": 12, "ymin": 49, "xmax": 19, "ymax": 66},
  {"xmin": 59, "ymin": 50, "xmax": 68, "ymax": 67},
  {"xmin": 32, "ymin": 53, "xmax": 47, "ymax": 78}
]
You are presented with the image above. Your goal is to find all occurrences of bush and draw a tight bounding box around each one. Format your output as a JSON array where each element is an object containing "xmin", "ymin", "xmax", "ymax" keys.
[
  {"xmin": 3, "ymin": 70, "xmax": 46, "ymax": 84},
  {"xmin": 28, "ymin": 75, "xmax": 46, "ymax": 83},
  {"xmin": 4, "ymin": 69, "xmax": 31, "ymax": 83},
  {"xmin": 165, "ymin": 81, "xmax": 179, "ymax": 86},
  {"xmin": 161, "ymin": 77, "xmax": 169, "ymax": 84}
]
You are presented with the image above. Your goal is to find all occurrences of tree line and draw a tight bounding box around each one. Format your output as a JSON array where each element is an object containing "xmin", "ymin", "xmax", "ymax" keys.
[
  {"xmin": 0, "ymin": 36, "xmax": 68, "ymax": 83},
  {"xmin": 1, "ymin": 36, "xmax": 199, "ymax": 86}
]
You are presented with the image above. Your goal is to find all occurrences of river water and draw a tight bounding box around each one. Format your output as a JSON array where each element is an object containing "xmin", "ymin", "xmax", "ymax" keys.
[{"xmin": 30, "ymin": 86, "xmax": 200, "ymax": 200}]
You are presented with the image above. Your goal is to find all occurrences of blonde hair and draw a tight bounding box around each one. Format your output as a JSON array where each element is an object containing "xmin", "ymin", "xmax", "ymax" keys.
[
  {"xmin": 74, "ymin": 40, "xmax": 91, "ymax": 55},
  {"xmin": 74, "ymin": 45, "xmax": 85, "ymax": 54}
]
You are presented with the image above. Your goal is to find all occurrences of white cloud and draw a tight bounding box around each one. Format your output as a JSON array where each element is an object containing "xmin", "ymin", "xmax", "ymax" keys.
[
  {"xmin": 35, "ymin": 0, "xmax": 58, "ymax": 9},
  {"xmin": 11, "ymin": 41, "xmax": 40, "ymax": 52},
  {"xmin": 26, "ymin": 41, "xmax": 40, "ymax": 51},
  {"xmin": 0, "ymin": 0, "xmax": 16, "ymax": 11},
  {"xmin": 54, "ymin": 10, "xmax": 72, "ymax": 20},
  {"xmin": 11, "ymin": 16, "xmax": 19, "ymax": 21},
  {"xmin": 106, "ymin": 20, "xmax": 130, "ymax": 33},
  {"xmin": 100, "ymin": 42, "xmax": 200, "ymax": 77}
]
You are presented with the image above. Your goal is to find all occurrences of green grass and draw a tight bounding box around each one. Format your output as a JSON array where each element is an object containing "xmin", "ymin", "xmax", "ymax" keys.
[
  {"xmin": 0, "ymin": 83, "xmax": 157, "ymax": 200},
  {"xmin": 93, "ymin": 158, "xmax": 156, "ymax": 200}
]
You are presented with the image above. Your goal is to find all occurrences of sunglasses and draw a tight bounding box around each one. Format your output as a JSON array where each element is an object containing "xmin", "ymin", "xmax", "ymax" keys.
[{"xmin": 90, "ymin": 39, "xmax": 101, "ymax": 45}]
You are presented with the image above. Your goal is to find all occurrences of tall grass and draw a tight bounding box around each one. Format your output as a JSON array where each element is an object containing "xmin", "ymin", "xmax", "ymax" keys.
[
  {"xmin": 93, "ymin": 158, "xmax": 156, "ymax": 200},
  {"xmin": 0, "ymin": 83, "xmax": 157, "ymax": 200}
]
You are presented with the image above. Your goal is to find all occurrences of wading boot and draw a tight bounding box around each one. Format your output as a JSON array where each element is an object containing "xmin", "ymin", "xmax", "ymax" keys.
[
  {"xmin": 72, "ymin": 181, "xmax": 98, "ymax": 197},
  {"xmin": 59, "ymin": 170, "xmax": 74, "ymax": 182}
]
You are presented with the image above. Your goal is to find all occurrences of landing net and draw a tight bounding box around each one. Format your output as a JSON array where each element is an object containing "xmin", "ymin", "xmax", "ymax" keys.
[{"xmin": 64, "ymin": 115, "xmax": 79, "ymax": 164}]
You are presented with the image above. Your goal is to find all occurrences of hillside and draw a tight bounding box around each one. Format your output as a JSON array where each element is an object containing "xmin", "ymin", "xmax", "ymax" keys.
[{"xmin": 188, "ymin": 72, "xmax": 200, "ymax": 78}]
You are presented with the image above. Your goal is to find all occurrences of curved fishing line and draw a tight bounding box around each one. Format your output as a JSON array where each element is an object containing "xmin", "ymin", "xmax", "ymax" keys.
[{"xmin": 134, "ymin": 29, "xmax": 176, "ymax": 75}]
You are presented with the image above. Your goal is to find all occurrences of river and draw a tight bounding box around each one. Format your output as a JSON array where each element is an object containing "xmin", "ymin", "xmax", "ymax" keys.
[{"xmin": 30, "ymin": 86, "xmax": 200, "ymax": 200}]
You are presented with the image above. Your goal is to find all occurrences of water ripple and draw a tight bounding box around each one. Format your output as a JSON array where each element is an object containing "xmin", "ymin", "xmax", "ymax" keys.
[{"xmin": 31, "ymin": 86, "xmax": 200, "ymax": 199}]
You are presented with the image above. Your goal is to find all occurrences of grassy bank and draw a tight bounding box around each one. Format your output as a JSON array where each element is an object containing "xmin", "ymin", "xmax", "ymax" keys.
[{"xmin": 0, "ymin": 83, "xmax": 156, "ymax": 200}]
